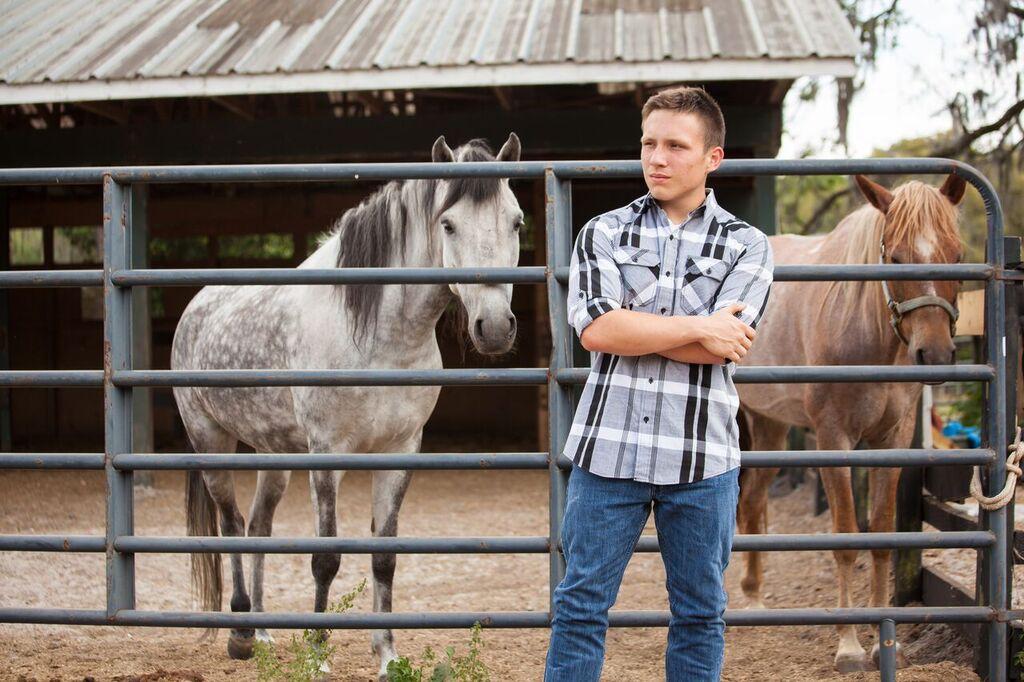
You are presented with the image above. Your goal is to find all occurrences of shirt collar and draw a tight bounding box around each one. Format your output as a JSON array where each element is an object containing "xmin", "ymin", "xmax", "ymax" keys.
[{"xmin": 637, "ymin": 188, "xmax": 717, "ymax": 228}]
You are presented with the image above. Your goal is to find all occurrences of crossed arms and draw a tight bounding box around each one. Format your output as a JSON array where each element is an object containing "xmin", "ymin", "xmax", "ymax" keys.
[{"xmin": 568, "ymin": 218, "xmax": 773, "ymax": 365}]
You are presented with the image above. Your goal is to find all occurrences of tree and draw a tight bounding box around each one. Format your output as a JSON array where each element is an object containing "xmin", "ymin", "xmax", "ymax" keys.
[{"xmin": 782, "ymin": 0, "xmax": 1023, "ymax": 236}]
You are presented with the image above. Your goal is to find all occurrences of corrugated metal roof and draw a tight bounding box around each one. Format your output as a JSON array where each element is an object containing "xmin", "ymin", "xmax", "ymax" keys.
[{"xmin": 0, "ymin": 0, "xmax": 860, "ymax": 104}]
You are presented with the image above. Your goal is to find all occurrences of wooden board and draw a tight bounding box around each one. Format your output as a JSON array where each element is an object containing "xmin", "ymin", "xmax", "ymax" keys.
[{"xmin": 957, "ymin": 288, "xmax": 985, "ymax": 338}]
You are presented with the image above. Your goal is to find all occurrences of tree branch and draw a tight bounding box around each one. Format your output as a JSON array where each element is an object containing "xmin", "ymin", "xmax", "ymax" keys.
[
  {"xmin": 799, "ymin": 186, "xmax": 855, "ymax": 235},
  {"xmin": 931, "ymin": 97, "xmax": 1024, "ymax": 157}
]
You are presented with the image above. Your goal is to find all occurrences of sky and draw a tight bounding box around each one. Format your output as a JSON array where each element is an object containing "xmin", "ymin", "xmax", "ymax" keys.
[{"xmin": 778, "ymin": 0, "xmax": 1001, "ymax": 158}]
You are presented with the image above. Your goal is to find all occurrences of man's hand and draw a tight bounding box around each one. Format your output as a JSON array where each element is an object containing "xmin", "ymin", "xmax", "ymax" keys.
[{"xmin": 699, "ymin": 303, "xmax": 756, "ymax": 362}]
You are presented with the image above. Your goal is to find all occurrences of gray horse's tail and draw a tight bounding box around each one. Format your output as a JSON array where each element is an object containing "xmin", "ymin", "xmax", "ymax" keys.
[{"xmin": 186, "ymin": 470, "xmax": 222, "ymax": 625}]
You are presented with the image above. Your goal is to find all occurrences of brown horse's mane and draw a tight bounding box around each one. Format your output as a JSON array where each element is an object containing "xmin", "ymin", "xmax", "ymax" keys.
[{"xmin": 818, "ymin": 180, "xmax": 963, "ymax": 341}]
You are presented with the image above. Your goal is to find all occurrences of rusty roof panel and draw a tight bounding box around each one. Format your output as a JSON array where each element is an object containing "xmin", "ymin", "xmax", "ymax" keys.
[{"xmin": 0, "ymin": 0, "xmax": 859, "ymax": 89}]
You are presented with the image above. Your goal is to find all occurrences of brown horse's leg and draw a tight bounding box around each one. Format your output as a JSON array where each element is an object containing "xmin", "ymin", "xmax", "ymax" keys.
[
  {"xmin": 738, "ymin": 413, "xmax": 788, "ymax": 608},
  {"xmin": 818, "ymin": 442, "xmax": 872, "ymax": 672},
  {"xmin": 738, "ymin": 467, "xmax": 777, "ymax": 608},
  {"xmin": 867, "ymin": 466, "xmax": 909, "ymax": 668}
]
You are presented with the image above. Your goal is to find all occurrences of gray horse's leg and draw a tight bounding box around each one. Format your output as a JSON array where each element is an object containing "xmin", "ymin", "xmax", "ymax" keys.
[
  {"xmin": 370, "ymin": 467, "xmax": 414, "ymax": 679},
  {"xmin": 309, "ymin": 468, "xmax": 343, "ymax": 613},
  {"xmin": 247, "ymin": 468, "xmax": 291, "ymax": 644},
  {"xmin": 202, "ymin": 469, "xmax": 256, "ymax": 659}
]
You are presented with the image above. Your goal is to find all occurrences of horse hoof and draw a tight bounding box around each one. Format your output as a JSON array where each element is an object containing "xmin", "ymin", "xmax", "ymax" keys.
[
  {"xmin": 870, "ymin": 641, "xmax": 908, "ymax": 669},
  {"xmin": 227, "ymin": 634, "xmax": 255, "ymax": 660},
  {"xmin": 255, "ymin": 628, "xmax": 275, "ymax": 645},
  {"xmin": 834, "ymin": 653, "xmax": 873, "ymax": 673}
]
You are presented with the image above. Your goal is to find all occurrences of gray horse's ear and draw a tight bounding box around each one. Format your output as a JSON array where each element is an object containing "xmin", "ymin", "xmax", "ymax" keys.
[
  {"xmin": 432, "ymin": 135, "xmax": 455, "ymax": 163},
  {"xmin": 854, "ymin": 174, "xmax": 893, "ymax": 215},
  {"xmin": 939, "ymin": 173, "xmax": 966, "ymax": 206},
  {"xmin": 496, "ymin": 132, "xmax": 521, "ymax": 162}
]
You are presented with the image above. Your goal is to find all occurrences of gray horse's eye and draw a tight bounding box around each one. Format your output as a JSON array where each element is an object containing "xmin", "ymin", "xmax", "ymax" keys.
[
  {"xmin": 514, "ymin": 218, "xmax": 524, "ymax": 231},
  {"xmin": 441, "ymin": 218, "xmax": 455, "ymax": 234}
]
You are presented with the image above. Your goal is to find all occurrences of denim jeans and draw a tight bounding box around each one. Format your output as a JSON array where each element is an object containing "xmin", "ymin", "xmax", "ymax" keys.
[{"xmin": 544, "ymin": 465, "xmax": 739, "ymax": 681}]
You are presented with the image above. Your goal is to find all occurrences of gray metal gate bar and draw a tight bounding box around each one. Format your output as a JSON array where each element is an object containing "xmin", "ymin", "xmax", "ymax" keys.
[
  {"xmin": 557, "ymin": 365, "xmax": 993, "ymax": 384},
  {"xmin": 545, "ymin": 169, "xmax": 573, "ymax": 612},
  {"xmin": 0, "ymin": 156, "xmax": 992, "ymax": 186},
  {"xmin": 879, "ymin": 618, "xmax": 897, "ymax": 682},
  {"xmin": 0, "ymin": 606, "xmax": 995, "ymax": 628},
  {"xmin": 102, "ymin": 175, "xmax": 135, "ymax": 615},
  {"xmin": 0, "ymin": 448, "xmax": 992, "ymax": 471},
  {"xmin": 0, "ymin": 530, "xmax": 993, "ymax": 554}
]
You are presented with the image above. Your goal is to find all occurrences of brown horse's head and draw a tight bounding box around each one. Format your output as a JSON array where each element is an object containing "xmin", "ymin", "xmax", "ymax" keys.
[{"xmin": 855, "ymin": 174, "xmax": 966, "ymax": 367}]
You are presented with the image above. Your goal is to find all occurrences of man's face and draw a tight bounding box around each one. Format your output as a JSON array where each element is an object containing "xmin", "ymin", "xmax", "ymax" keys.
[{"xmin": 641, "ymin": 109, "xmax": 723, "ymax": 205}]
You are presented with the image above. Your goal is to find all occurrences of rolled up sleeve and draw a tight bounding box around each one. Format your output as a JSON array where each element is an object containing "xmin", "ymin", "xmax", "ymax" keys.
[
  {"xmin": 566, "ymin": 218, "xmax": 623, "ymax": 339},
  {"xmin": 712, "ymin": 231, "xmax": 774, "ymax": 366}
]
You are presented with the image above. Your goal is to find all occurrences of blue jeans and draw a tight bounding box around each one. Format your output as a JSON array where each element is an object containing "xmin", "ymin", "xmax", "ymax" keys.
[{"xmin": 544, "ymin": 465, "xmax": 739, "ymax": 681}]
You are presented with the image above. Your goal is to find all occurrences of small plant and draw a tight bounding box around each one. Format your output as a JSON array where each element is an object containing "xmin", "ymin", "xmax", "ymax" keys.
[
  {"xmin": 386, "ymin": 622, "xmax": 489, "ymax": 682},
  {"xmin": 253, "ymin": 578, "xmax": 367, "ymax": 682}
]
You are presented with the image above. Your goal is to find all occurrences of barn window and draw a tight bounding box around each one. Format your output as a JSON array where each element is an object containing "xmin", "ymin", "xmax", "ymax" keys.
[
  {"xmin": 54, "ymin": 226, "xmax": 101, "ymax": 264},
  {"xmin": 9, "ymin": 227, "xmax": 44, "ymax": 265},
  {"xmin": 217, "ymin": 233, "xmax": 294, "ymax": 259},
  {"xmin": 151, "ymin": 236, "xmax": 209, "ymax": 262}
]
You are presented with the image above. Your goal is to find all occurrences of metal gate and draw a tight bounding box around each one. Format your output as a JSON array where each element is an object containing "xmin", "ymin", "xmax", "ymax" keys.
[{"xmin": 0, "ymin": 158, "xmax": 1014, "ymax": 681}]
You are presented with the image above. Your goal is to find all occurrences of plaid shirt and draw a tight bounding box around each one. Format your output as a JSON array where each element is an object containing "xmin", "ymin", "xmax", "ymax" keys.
[{"xmin": 563, "ymin": 190, "xmax": 773, "ymax": 484}]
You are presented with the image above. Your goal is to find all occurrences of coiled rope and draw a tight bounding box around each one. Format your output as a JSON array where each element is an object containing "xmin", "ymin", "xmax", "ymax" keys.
[{"xmin": 970, "ymin": 426, "xmax": 1024, "ymax": 511}]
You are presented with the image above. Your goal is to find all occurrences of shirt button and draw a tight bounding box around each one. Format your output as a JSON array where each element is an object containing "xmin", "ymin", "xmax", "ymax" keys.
[
  {"xmin": 578, "ymin": 292, "xmax": 584, "ymax": 298},
  {"xmin": 660, "ymin": 307, "xmax": 667, "ymax": 314},
  {"xmin": 669, "ymin": 235, "xmax": 675, "ymax": 240},
  {"xmin": 648, "ymin": 377, "xmax": 654, "ymax": 384},
  {"xmin": 643, "ymin": 416, "xmax": 650, "ymax": 423},
  {"xmin": 665, "ymin": 270, "xmax": 671, "ymax": 276},
  {"xmin": 631, "ymin": 256, "xmax": 638, "ymax": 262}
]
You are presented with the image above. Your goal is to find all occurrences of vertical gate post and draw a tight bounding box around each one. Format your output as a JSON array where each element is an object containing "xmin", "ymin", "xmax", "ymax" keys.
[
  {"xmin": 894, "ymin": 396, "xmax": 925, "ymax": 605},
  {"xmin": 130, "ymin": 184, "xmax": 153, "ymax": 488},
  {"xmin": 103, "ymin": 176, "xmax": 135, "ymax": 614},
  {"xmin": 545, "ymin": 169, "xmax": 572, "ymax": 612},
  {"xmin": 978, "ymin": 217, "xmax": 1011, "ymax": 680}
]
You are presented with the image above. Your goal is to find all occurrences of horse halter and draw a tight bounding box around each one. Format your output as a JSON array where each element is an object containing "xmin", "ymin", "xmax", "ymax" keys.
[{"xmin": 879, "ymin": 239, "xmax": 959, "ymax": 345}]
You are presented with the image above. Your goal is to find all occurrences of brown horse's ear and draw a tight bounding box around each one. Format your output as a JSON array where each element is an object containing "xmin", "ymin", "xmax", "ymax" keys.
[
  {"xmin": 855, "ymin": 175, "xmax": 894, "ymax": 215},
  {"xmin": 432, "ymin": 135, "xmax": 455, "ymax": 163},
  {"xmin": 939, "ymin": 173, "xmax": 967, "ymax": 206}
]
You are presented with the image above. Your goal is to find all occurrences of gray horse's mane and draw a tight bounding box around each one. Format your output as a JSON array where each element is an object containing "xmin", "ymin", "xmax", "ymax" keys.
[{"xmin": 330, "ymin": 139, "xmax": 503, "ymax": 346}]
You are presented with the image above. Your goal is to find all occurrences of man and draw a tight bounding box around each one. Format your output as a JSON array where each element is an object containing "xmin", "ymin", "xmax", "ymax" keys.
[{"xmin": 544, "ymin": 86, "xmax": 774, "ymax": 681}]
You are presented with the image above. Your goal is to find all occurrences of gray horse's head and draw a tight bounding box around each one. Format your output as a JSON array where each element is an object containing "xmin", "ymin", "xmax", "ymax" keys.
[{"xmin": 431, "ymin": 134, "xmax": 523, "ymax": 355}]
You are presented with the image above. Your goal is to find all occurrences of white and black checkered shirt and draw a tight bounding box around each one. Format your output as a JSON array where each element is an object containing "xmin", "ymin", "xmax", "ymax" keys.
[{"xmin": 563, "ymin": 190, "xmax": 774, "ymax": 484}]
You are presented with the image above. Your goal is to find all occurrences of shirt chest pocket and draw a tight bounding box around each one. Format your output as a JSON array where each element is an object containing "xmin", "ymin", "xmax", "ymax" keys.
[
  {"xmin": 612, "ymin": 246, "xmax": 661, "ymax": 309},
  {"xmin": 680, "ymin": 255, "xmax": 730, "ymax": 315}
]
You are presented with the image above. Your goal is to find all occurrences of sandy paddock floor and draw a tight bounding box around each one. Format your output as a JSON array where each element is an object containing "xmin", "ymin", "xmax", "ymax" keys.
[{"xmin": 0, "ymin": 466, "xmax": 979, "ymax": 681}]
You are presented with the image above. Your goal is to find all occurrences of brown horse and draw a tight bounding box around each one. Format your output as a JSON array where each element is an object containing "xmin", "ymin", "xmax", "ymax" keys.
[{"xmin": 735, "ymin": 174, "xmax": 966, "ymax": 672}]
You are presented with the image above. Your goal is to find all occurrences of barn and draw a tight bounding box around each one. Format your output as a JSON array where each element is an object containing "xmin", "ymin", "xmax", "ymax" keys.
[{"xmin": 0, "ymin": 0, "xmax": 859, "ymax": 455}]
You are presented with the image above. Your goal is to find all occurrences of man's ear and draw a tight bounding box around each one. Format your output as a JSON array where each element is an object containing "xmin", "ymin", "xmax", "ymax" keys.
[{"xmin": 706, "ymin": 146, "xmax": 724, "ymax": 173}]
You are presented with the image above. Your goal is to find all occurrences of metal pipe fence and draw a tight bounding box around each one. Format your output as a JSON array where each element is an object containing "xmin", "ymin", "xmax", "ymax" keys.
[{"xmin": 0, "ymin": 157, "xmax": 1012, "ymax": 680}]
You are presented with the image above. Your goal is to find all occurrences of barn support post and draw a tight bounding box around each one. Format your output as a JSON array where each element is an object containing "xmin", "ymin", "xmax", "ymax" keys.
[
  {"xmin": 103, "ymin": 176, "xmax": 135, "ymax": 614},
  {"xmin": 894, "ymin": 395, "xmax": 925, "ymax": 605},
  {"xmin": 0, "ymin": 188, "xmax": 10, "ymax": 451},
  {"xmin": 130, "ymin": 184, "xmax": 153, "ymax": 486},
  {"xmin": 545, "ymin": 169, "xmax": 572, "ymax": 611}
]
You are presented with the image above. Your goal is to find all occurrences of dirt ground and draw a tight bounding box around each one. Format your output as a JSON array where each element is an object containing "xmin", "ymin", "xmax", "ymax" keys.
[{"xmin": 1, "ymin": 466, "xmax": 979, "ymax": 681}]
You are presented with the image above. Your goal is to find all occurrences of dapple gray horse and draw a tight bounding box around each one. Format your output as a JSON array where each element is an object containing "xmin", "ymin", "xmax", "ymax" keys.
[{"xmin": 173, "ymin": 135, "xmax": 523, "ymax": 677}]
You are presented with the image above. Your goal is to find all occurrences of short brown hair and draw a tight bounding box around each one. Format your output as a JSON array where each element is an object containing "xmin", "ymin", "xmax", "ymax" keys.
[{"xmin": 642, "ymin": 86, "xmax": 725, "ymax": 150}]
